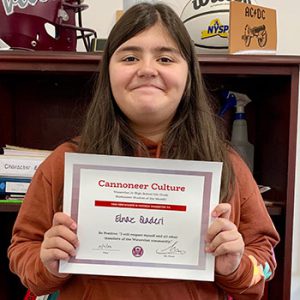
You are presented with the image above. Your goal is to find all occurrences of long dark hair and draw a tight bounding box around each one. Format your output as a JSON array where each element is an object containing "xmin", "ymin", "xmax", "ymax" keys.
[{"xmin": 79, "ymin": 2, "xmax": 234, "ymax": 202}]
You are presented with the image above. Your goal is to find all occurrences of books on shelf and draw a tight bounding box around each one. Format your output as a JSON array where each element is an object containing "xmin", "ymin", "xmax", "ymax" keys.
[
  {"xmin": 3, "ymin": 194, "xmax": 25, "ymax": 201},
  {"xmin": 0, "ymin": 145, "xmax": 50, "ymax": 178},
  {"xmin": 0, "ymin": 176, "xmax": 31, "ymax": 195},
  {"xmin": 1, "ymin": 144, "xmax": 51, "ymax": 157},
  {"xmin": 0, "ymin": 155, "xmax": 46, "ymax": 178},
  {"xmin": 0, "ymin": 145, "xmax": 50, "ymax": 202},
  {"xmin": 0, "ymin": 199, "xmax": 23, "ymax": 204}
]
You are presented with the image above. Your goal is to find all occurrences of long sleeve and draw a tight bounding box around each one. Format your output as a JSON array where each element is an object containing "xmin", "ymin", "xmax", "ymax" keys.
[
  {"xmin": 215, "ymin": 151, "xmax": 280, "ymax": 299},
  {"xmin": 7, "ymin": 142, "xmax": 77, "ymax": 296}
]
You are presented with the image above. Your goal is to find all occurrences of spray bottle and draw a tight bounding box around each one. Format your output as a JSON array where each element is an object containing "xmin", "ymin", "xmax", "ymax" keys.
[{"xmin": 220, "ymin": 91, "xmax": 254, "ymax": 173}]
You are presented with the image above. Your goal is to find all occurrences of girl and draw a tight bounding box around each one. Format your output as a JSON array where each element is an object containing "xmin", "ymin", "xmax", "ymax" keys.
[{"xmin": 8, "ymin": 3, "xmax": 279, "ymax": 299}]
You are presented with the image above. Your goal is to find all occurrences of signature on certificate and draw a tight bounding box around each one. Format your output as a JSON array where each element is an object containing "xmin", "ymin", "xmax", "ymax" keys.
[
  {"xmin": 156, "ymin": 241, "xmax": 186, "ymax": 255},
  {"xmin": 94, "ymin": 243, "xmax": 120, "ymax": 252}
]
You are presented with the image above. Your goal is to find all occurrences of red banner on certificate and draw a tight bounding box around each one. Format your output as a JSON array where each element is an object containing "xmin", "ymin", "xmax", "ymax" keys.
[{"xmin": 95, "ymin": 200, "xmax": 187, "ymax": 211}]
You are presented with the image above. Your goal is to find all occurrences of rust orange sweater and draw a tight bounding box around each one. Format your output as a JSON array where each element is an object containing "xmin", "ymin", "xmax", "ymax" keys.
[{"xmin": 8, "ymin": 140, "xmax": 279, "ymax": 300}]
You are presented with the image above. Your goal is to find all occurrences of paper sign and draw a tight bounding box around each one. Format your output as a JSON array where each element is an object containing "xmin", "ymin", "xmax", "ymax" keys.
[{"xmin": 229, "ymin": 1, "xmax": 277, "ymax": 54}]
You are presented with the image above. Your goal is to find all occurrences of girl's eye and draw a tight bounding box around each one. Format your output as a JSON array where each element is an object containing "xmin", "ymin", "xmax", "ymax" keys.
[
  {"xmin": 123, "ymin": 56, "xmax": 138, "ymax": 62},
  {"xmin": 158, "ymin": 57, "xmax": 173, "ymax": 63}
]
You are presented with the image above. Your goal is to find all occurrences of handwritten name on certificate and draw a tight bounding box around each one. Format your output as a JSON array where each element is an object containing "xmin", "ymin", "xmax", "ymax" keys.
[{"xmin": 59, "ymin": 153, "xmax": 222, "ymax": 281}]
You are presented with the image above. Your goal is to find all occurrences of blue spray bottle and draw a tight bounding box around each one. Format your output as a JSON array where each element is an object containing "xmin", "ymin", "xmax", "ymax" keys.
[{"xmin": 220, "ymin": 91, "xmax": 254, "ymax": 173}]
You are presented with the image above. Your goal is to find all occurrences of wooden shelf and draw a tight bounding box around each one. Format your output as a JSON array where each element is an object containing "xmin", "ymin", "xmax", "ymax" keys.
[
  {"xmin": 0, "ymin": 51, "xmax": 100, "ymax": 73},
  {"xmin": 0, "ymin": 203, "xmax": 22, "ymax": 212},
  {"xmin": 0, "ymin": 51, "xmax": 298, "ymax": 300},
  {"xmin": 0, "ymin": 51, "xmax": 300, "ymax": 73}
]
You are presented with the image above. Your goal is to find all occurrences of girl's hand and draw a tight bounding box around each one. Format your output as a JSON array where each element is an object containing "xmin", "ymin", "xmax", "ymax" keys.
[
  {"xmin": 40, "ymin": 212, "xmax": 79, "ymax": 278},
  {"xmin": 205, "ymin": 203, "xmax": 244, "ymax": 276}
]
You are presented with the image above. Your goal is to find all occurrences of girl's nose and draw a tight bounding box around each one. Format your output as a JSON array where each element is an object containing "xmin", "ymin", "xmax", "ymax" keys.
[{"xmin": 137, "ymin": 60, "xmax": 158, "ymax": 78}]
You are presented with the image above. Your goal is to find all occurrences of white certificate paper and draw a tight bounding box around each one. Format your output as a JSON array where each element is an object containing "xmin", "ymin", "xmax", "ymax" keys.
[{"xmin": 59, "ymin": 153, "xmax": 222, "ymax": 281}]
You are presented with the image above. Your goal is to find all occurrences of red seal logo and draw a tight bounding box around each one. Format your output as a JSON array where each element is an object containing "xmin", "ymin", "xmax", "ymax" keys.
[{"xmin": 132, "ymin": 246, "xmax": 144, "ymax": 257}]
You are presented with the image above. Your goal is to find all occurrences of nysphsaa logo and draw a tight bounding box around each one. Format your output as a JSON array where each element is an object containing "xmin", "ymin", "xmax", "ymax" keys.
[
  {"xmin": 2, "ymin": 0, "xmax": 49, "ymax": 16},
  {"xmin": 201, "ymin": 18, "xmax": 229, "ymax": 39}
]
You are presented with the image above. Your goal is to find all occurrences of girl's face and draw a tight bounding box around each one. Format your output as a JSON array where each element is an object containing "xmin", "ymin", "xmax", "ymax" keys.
[{"xmin": 109, "ymin": 22, "xmax": 188, "ymax": 138}]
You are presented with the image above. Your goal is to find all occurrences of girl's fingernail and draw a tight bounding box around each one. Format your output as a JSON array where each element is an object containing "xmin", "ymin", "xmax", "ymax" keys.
[{"xmin": 70, "ymin": 223, "xmax": 77, "ymax": 230}]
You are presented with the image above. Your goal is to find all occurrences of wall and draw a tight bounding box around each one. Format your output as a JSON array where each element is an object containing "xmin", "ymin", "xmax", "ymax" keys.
[
  {"xmin": 79, "ymin": 0, "xmax": 300, "ymax": 55},
  {"xmin": 80, "ymin": 1, "xmax": 300, "ymax": 298}
]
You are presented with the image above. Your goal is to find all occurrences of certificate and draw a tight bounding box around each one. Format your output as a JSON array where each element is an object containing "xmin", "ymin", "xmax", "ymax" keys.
[{"xmin": 59, "ymin": 153, "xmax": 222, "ymax": 281}]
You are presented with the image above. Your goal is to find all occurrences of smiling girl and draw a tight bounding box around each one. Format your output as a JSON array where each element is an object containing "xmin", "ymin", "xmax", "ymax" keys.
[{"xmin": 8, "ymin": 3, "xmax": 279, "ymax": 300}]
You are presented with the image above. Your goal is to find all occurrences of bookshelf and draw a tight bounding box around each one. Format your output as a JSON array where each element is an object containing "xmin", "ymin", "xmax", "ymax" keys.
[{"xmin": 0, "ymin": 51, "xmax": 299, "ymax": 299}]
